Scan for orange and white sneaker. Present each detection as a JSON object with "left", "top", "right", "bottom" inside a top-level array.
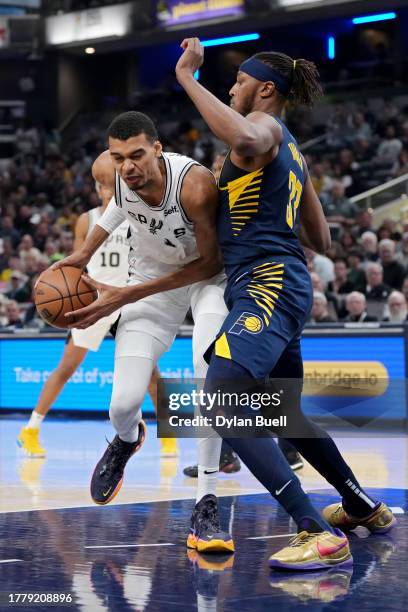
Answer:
[
  {"left": 187, "top": 494, "right": 235, "bottom": 553},
  {"left": 90, "top": 420, "right": 146, "bottom": 505},
  {"left": 17, "top": 427, "right": 46, "bottom": 458},
  {"left": 269, "top": 530, "right": 352, "bottom": 571},
  {"left": 322, "top": 502, "right": 396, "bottom": 534}
]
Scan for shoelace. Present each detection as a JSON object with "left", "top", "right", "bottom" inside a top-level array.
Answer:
[
  {"left": 100, "top": 437, "right": 132, "bottom": 479},
  {"left": 289, "top": 532, "right": 319, "bottom": 547},
  {"left": 196, "top": 500, "right": 222, "bottom": 533}
]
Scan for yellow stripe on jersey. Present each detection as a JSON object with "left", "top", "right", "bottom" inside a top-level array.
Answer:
[
  {"left": 219, "top": 167, "right": 264, "bottom": 237},
  {"left": 246, "top": 261, "right": 285, "bottom": 327},
  {"left": 215, "top": 332, "right": 231, "bottom": 360}
]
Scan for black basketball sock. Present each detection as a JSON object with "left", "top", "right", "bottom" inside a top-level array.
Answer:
[{"left": 286, "top": 431, "right": 378, "bottom": 518}]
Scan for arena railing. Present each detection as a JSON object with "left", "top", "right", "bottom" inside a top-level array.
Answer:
[{"left": 350, "top": 172, "right": 408, "bottom": 211}]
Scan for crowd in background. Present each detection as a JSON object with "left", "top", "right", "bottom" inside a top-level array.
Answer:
[{"left": 1, "top": 96, "right": 408, "bottom": 330}]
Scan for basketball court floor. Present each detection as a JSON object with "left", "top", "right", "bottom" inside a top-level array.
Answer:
[{"left": 0, "top": 417, "right": 407, "bottom": 610}]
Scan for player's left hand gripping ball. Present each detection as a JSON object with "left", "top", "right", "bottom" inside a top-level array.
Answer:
[
  {"left": 176, "top": 38, "right": 204, "bottom": 77},
  {"left": 65, "top": 274, "right": 124, "bottom": 329}
]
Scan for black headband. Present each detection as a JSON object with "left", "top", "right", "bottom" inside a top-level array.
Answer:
[{"left": 239, "top": 57, "right": 292, "bottom": 96}]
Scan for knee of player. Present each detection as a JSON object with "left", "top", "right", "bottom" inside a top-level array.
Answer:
[{"left": 110, "top": 390, "right": 144, "bottom": 417}]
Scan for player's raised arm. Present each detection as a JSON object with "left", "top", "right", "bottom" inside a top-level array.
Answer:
[{"left": 175, "top": 38, "right": 281, "bottom": 157}]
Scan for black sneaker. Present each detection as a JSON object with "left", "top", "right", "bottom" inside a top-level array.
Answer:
[
  {"left": 90, "top": 421, "right": 146, "bottom": 505},
  {"left": 183, "top": 446, "right": 241, "bottom": 478},
  {"left": 285, "top": 451, "right": 304, "bottom": 471},
  {"left": 187, "top": 494, "right": 235, "bottom": 553}
]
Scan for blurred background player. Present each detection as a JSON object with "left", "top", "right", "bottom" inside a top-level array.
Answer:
[{"left": 17, "top": 177, "right": 177, "bottom": 458}]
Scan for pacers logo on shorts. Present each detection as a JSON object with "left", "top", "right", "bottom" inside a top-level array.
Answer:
[{"left": 229, "top": 312, "right": 264, "bottom": 336}]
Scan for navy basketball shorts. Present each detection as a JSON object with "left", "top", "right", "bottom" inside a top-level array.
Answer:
[{"left": 207, "top": 256, "right": 313, "bottom": 379}]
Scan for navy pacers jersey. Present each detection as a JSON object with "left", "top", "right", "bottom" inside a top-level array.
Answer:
[
  {"left": 218, "top": 115, "right": 306, "bottom": 281},
  {"left": 210, "top": 115, "right": 313, "bottom": 378}
]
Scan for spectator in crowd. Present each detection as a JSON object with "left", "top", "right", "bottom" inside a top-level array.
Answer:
[
  {"left": 350, "top": 111, "right": 372, "bottom": 142},
  {"left": 365, "top": 263, "right": 391, "bottom": 301},
  {"left": 396, "top": 232, "right": 408, "bottom": 268},
  {"left": 18, "top": 234, "right": 42, "bottom": 263},
  {"left": 14, "top": 205, "right": 33, "bottom": 235},
  {"left": 310, "top": 162, "right": 332, "bottom": 197},
  {"left": 376, "top": 125, "right": 403, "bottom": 165},
  {"left": 361, "top": 231, "right": 378, "bottom": 263},
  {"left": 401, "top": 276, "right": 408, "bottom": 303},
  {"left": 309, "top": 291, "right": 336, "bottom": 323},
  {"left": 0, "top": 215, "right": 21, "bottom": 248},
  {"left": 305, "top": 248, "right": 334, "bottom": 289},
  {"left": 378, "top": 239, "right": 406, "bottom": 289},
  {"left": 378, "top": 217, "right": 402, "bottom": 242},
  {"left": 0, "top": 238, "right": 15, "bottom": 280},
  {"left": 354, "top": 209, "right": 373, "bottom": 237},
  {"left": 392, "top": 148, "right": 408, "bottom": 177},
  {"left": 339, "top": 229, "right": 357, "bottom": 251},
  {"left": 382, "top": 291, "right": 408, "bottom": 323},
  {"left": 321, "top": 181, "right": 359, "bottom": 221},
  {"left": 1, "top": 301, "right": 24, "bottom": 329},
  {"left": 346, "top": 249, "right": 366, "bottom": 293},
  {"left": 343, "top": 292, "right": 378, "bottom": 322},
  {"left": 327, "top": 258, "right": 355, "bottom": 295},
  {"left": 5, "top": 271, "right": 31, "bottom": 303}
]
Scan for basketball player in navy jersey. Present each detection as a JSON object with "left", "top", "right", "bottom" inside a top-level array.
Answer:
[{"left": 176, "top": 39, "right": 395, "bottom": 570}]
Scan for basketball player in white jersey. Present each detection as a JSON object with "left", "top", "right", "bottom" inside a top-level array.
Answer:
[
  {"left": 17, "top": 177, "right": 170, "bottom": 457},
  {"left": 53, "top": 111, "right": 234, "bottom": 552}
]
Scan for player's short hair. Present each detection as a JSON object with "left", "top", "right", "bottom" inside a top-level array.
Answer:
[
  {"left": 107, "top": 111, "right": 158, "bottom": 143},
  {"left": 251, "top": 51, "right": 322, "bottom": 107}
]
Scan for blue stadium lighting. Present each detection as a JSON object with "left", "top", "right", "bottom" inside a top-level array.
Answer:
[
  {"left": 194, "top": 69, "right": 200, "bottom": 80},
  {"left": 352, "top": 12, "right": 396, "bottom": 25},
  {"left": 201, "top": 33, "right": 260, "bottom": 48},
  {"left": 327, "top": 36, "right": 335, "bottom": 60}
]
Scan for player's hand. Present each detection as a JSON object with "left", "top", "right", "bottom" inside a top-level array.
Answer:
[
  {"left": 176, "top": 38, "right": 204, "bottom": 78},
  {"left": 50, "top": 250, "right": 89, "bottom": 272},
  {"left": 65, "top": 274, "right": 125, "bottom": 329}
]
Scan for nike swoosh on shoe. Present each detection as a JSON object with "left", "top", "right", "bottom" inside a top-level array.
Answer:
[{"left": 317, "top": 539, "right": 348, "bottom": 557}]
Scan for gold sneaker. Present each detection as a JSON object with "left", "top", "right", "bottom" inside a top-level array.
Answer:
[
  {"left": 160, "top": 438, "right": 179, "bottom": 457},
  {"left": 269, "top": 530, "right": 352, "bottom": 571},
  {"left": 17, "top": 427, "right": 46, "bottom": 458},
  {"left": 322, "top": 502, "right": 396, "bottom": 534}
]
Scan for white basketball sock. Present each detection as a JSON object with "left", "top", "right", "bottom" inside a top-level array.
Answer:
[
  {"left": 196, "top": 435, "right": 223, "bottom": 503},
  {"left": 26, "top": 411, "right": 45, "bottom": 430}
]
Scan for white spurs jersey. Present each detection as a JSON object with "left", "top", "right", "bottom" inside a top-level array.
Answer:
[
  {"left": 86, "top": 201, "right": 129, "bottom": 286},
  {"left": 114, "top": 152, "right": 201, "bottom": 279}
]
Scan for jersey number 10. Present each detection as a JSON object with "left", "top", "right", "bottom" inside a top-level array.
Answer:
[
  {"left": 101, "top": 252, "right": 120, "bottom": 267},
  {"left": 286, "top": 170, "right": 302, "bottom": 229}
]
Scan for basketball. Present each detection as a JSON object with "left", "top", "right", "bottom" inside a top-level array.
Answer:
[{"left": 34, "top": 266, "right": 98, "bottom": 329}]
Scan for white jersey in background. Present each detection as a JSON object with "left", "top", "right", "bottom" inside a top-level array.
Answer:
[
  {"left": 71, "top": 202, "right": 130, "bottom": 351},
  {"left": 87, "top": 199, "right": 129, "bottom": 286}
]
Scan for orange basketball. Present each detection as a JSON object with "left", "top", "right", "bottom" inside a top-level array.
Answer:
[{"left": 34, "top": 266, "right": 97, "bottom": 329}]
